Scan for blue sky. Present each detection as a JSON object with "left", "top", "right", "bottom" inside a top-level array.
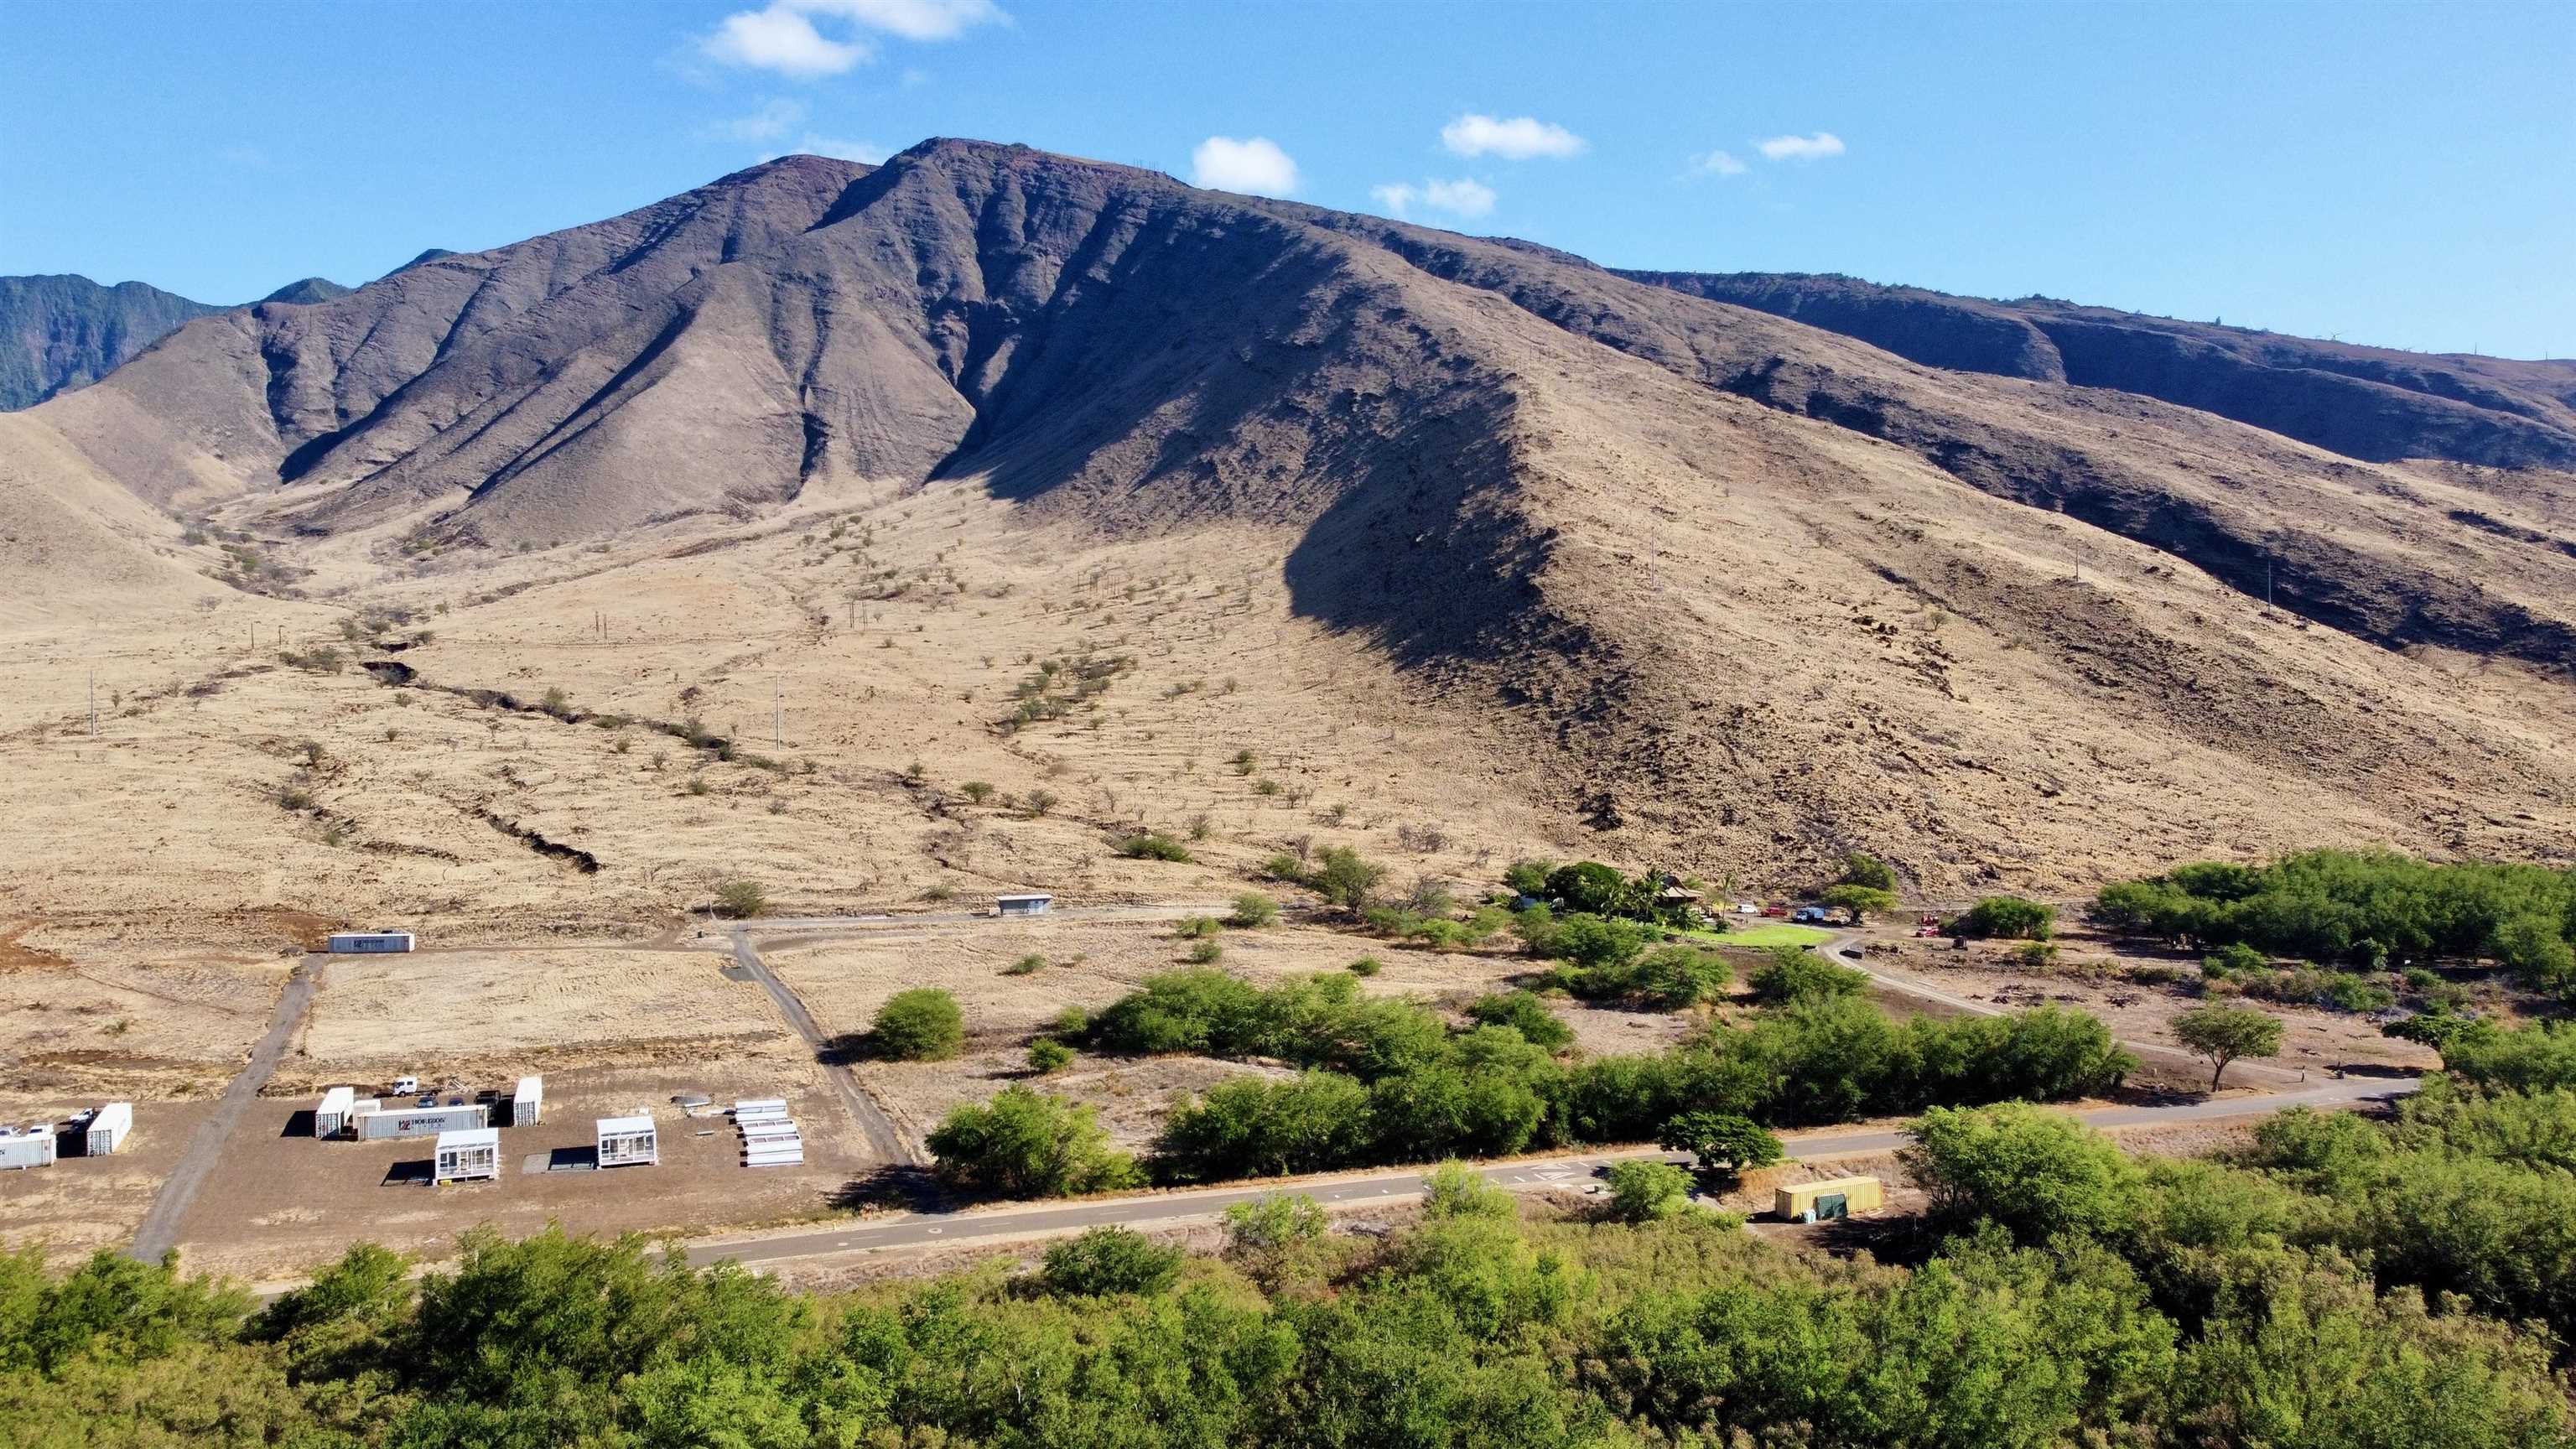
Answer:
[{"left": 5, "top": 1, "right": 2569, "bottom": 356}]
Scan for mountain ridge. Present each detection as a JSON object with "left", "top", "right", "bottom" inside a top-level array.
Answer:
[{"left": 4, "top": 138, "right": 2571, "bottom": 890}]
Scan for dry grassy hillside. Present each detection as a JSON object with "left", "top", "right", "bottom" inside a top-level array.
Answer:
[{"left": 1, "top": 138, "right": 2571, "bottom": 1022}]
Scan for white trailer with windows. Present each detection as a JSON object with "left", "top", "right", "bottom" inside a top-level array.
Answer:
[
  {"left": 433, "top": 1128, "right": 500, "bottom": 1184},
  {"left": 325, "top": 931, "right": 416, "bottom": 954},
  {"left": 995, "top": 893, "right": 1053, "bottom": 917},
  {"left": 0, "top": 1130, "right": 57, "bottom": 1171},
  {"left": 314, "top": 1087, "right": 357, "bottom": 1139},
  {"left": 356, "top": 1103, "right": 489, "bottom": 1140},
  {"left": 595, "top": 1115, "right": 657, "bottom": 1168},
  {"left": 84, "top": 1103, "right": 132, "bottom": 1156},
  {"left": 512, "top": 1076, "right": 544, "bottom": 1126}
]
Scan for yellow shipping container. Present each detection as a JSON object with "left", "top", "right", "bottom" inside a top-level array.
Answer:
[{"left": 1774, "top": 1175, "right": 1885, "bottom": 1222}]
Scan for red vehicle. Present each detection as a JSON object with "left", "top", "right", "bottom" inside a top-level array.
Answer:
[
  {"left": 1913, "top": 926, "right": 1943, "bottom": 938},
  {"left": 1760, "top": 905, "right": 1789, "bottom": 918}
]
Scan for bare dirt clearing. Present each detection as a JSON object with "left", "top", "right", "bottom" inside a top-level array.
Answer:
[
  {"left": 298, "top": 948, "right": 786, "bottom": 1067},
  {"left": 169, "top": 1062, "right": 866, "bottom": 1280},
  {"left": 0, "top": 1097, "right": 214, "bottom": 1257}
]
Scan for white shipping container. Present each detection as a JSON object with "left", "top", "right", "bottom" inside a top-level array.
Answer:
[
  {"left": 356, "top": 1103, "right": 490, "bottom": 1140},
  {"left": 326, "top": 932, "right": 416, "bottom": 953},
  {"left": 0, "top": 1133, "right": 57, "bottom": 1171},
  {"left": 512, "top": 1075, "right": 544, "bottom": 1127},
  {"left": 733, "top": 1098, "right": 787, "bottom": 1115},
  {"left": 743, "top": 1150, "right": 805, "bottom": 1166},
  {"left": 85, "top": 1103, "right": 132, "bottom": 1156},
  {"left": 315, "top": 1087, "right": 356, "bottom": 1139}
]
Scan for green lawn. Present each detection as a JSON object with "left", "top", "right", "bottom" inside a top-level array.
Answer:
[{"left": 1709, "top": 922, "right": 1832, "bottom": 948}]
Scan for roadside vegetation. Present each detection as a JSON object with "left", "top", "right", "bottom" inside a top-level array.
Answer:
[
  {"left": 13, "top": 1072, "right": 2574, "bottom": 1448},
  {"left": 2093, "top": 848, "right": 2576, "bottom": 987},
  {"left": 963, "top": 962, "right": 2127, "bottom": 1190}
]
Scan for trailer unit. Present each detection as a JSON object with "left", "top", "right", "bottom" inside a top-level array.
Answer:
[
  {"left": 314, "top": 1087, "right": 357, "bottom": 1139},
  {"left": 356, "top": 1103, "right": 490, "bottom": 1140},
  {"left": 325, "top": 931, "right": 416, "bottom": 953},
  {"left": 595, "top": 1116, "right": 658, "bottom": 1168},
  {"left": 83, "top": 1103, "right": 132, "bottom": 1156},
  {"left": 512, "top": 1076, "right": 544, "bottom": 1127},
  {"left": 0, "top": 1132, "right": 57, "bottom": 1171},
  {"left": 433, "top": 1128, "right": 501, "bottom": 1184},
  {"left": 1774, "top": 1175, "right": 1888, "bottom": 1222},
  {"left": 995, "top": 893, "right": 1053, "bottom": 917}
]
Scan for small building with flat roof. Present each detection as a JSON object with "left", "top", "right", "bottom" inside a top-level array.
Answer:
[
  {"left": 996, "top": 892, "right": 1053, "bottom": 917},
  {"left": 434, "top": 1128, "right": 501, "bottom": 1184},
  {"left": 596, "top": 1115, "right": 657, "bottom": 1168}
]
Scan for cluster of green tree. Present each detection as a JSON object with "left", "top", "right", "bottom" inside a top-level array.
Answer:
[
  {"left": 1902, "top": 1083, "right": 2576, "bottom": 1438},
  {"left": 2094, "top": 848, "right": 2576, "bottom": 984},
  {"left": 1262, "top": 845, "right": 1389, "bottom": 911},
  {"left": 14, "top": 1129, "right": 2567, "bottom": 1449},
  {"left": 1818, "top": 850, "right": 1903, "bottom": 922},
  {"left": 995, "top": 965, "right": 2130, "bottom": 1190},
  {"left": 2199, "top": 941, "right": 2397, "bottom": 1012},
  {"left": 1537, "top": 941, "right": 1732, "bottom": 1009},
  {"left": 1950, "top": 895, "right": 2057, "bottom": 939},
  {"left": 1502, "top": 859, "right": 1704, "bottom": 929}
]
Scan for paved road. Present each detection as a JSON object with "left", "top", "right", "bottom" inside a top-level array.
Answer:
[
  {"left": 685, "top": 1074, "right": 2416, "bottom": 1272},
  {"left": 129, "top": 957, "right": 319, "bottom": 1262},
  {"left": 728, "top": 930, "right": 921, "bottom": 1166}
]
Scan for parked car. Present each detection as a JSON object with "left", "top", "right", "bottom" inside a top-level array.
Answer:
[
  {"left": 392, "top": 1076, "right": 419, "bottom": 1096},
  {"left": 1791, "top": 906, "right": 1829, "bottom": 923},
  {"left": 1761, "top": 905, "right": 1789, "bottom": 918}
]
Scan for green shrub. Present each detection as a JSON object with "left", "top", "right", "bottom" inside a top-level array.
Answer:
[
  {"left": 872, "top": 988, "right": 965, "bottom": 1061},
  {"left": 927, "top": 1085, "right": 1139, "bottom": 1197},
  {"left": 1038, "top": 1228, "right": 1184, "bottom": 1297},
  {"left": 1311, "top": 846, "right": 1386, "bottom": 910},
  {"left": 1606, "top": 1159, "right": 1694, "bottom": 1222},
  {"left": 1005, "top": 953, "right": 1046, "bottom": 976},
  {"left": 1464, "top": 990, "right": 1575, "bottom": 1051},
  {"left": 1229, "top": 891, "right": 1280, "bottom": 928},
  {"left": 1749, "top": 949, "right": 1867, "bottom": 1005},
  {"left": 1959, "top": 896, "right": 2056, "bottom": 940},
  {"left": 1115, "top": 832, "right": 1193, "bottom": 861},
  {"left": 1028, "top": 1038, "right": 1073, "bottom": 1073},
  {"left": 1347, "top": 957, "right": 1383, "bottom": 977},
  {"left": 1187, "top": 939, "right": 1224, "bottom": 964},
  {"left": 713, "top": 878, "right": 766, "bottom": 919}
]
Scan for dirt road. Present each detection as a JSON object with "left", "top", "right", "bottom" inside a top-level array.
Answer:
[
  {"left": 729, "top": 929, "right": 921, "bottom": 1165},
  {"left": 128, "top": 957, "right": 318, "bottom": 1262}
]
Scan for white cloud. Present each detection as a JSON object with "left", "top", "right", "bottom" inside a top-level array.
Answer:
[
  {"left": 1754, "top": 132, "right": 1846, "bottom": 162},
  {"left": 703, "top": 4, "right": 870, "bottom": 77},
  {"left": 798, "top": 0, "right": 1006, "bottom": 40},
  {"left": 1372, "top": 177, "right": 1496, "bottom": 220},
  {"left": 1690, "top": 148, "right": 1748, "bottom": 177},
  {"left": 1440, "top": 113, "right": 1584, "bottom": 161},
  {"left": 708, "top": 98, "right": 809, "bottom": 143},
  {"left": 1190, "top": 136, "right": 1299, "bottom": 196},
  {"left": 699, "top": 0, "right": 1004, "bottom": 79},
  {"left": 794, "top": 135, "right": 890, "bottom": 164}
]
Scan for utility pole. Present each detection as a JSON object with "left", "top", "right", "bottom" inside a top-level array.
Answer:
[
  {"left": 87, "top": 668, "right": 98, "bottom": 739},
  {"left": 2266, "top": 556, "right": 2275, "bottom": 610},
  {"left": 772, "top": 678, "right": 783, "bottom": 747}
]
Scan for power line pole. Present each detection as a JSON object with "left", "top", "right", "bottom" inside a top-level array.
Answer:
[
  {"left": 772, "top": 678, "right": 783, "bottom": 747},
  {"left": 87, "top": 668, "right": 98, "bottom": 739}
]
